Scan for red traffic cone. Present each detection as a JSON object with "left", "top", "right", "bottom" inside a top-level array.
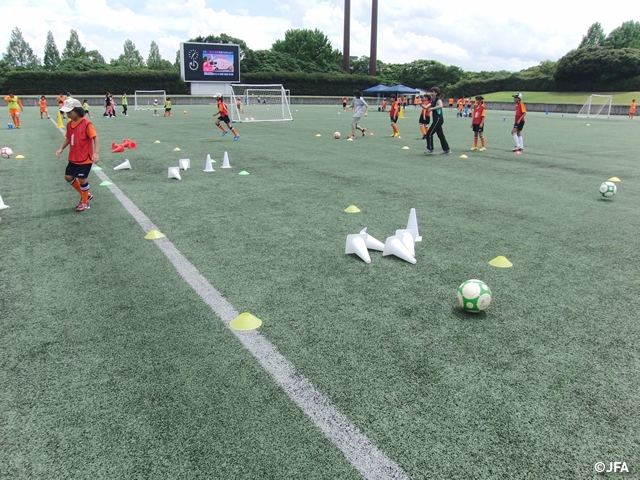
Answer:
[
  {"left": 128, "top": 141, "right": 137, "bottom": 149},
  {"left": 111, "top": 144, "right": 125, "bottom": 153},
  {"left": 122, "top": 139, "right": 131, "bottom": 148}
]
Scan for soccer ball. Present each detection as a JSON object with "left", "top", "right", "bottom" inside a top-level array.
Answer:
[
  {"left": 183, "top": 110, "right": 187, "bottom": 114},
  {"left": 457, "top": 279, "right": 492, "bottom": 313},
  {"left": 599, "top": 181, "right": 617, "bottom": 197},
  {"left": 334, "top": 132, "right": 341, "bottom": 139},
  {"left": 0, "top": 147, "right": 13, "bottom": 159}
]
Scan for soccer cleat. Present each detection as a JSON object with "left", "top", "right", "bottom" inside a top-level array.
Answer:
[
  {"left": 87, "top": 193, "right": 93, "bottom": 202},
  {"left": 361, "top": 128, "right": 366, "bottom": 137},
  {"left": 422, "top": 134, "right": 427, "bottom": 139},
  {"left": 479, "top": 147, "right": 486, "bottom": 151},
  {"left": 221, "top": 130, "right": 228, "bottom": 137},
  {"left": 233, "top": 135, "right": 240, "bottom": 141},
  {"left": 425, "top": 149, "right": 434, "bottom": 154},
  {"left": 348, "top": 134, "right": 355, "bottom": 140},
  {"left": 441, "top": 150, "right": 451, "bottom": 155},
  {"left": 512, "top": 147, "right": 520, "bottom": 152},
  {"left": 470, "top": 146, "right": 478, "bottom": 151},
  {"left": 75, "top": 201, "right": 89, "bottom": 212}
]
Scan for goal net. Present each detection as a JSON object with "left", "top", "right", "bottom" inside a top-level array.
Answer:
[
  {"left": 229, "top": 84, "right": 293, "bottom": 122},
  {"left": 134, "top": 90, "right": 166, "bottom": 110},
  {"left": 577, "top": 94, "right": 612, "bottom": 118}
]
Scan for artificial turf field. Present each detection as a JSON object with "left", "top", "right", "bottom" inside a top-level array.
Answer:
[{"left": 1, "top": 103, "right": 639, "bottom": 479}]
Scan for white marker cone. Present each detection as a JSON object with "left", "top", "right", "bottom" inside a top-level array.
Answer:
[
  {"left": 179, "top": 158, "right": 190, "bottom": 170},
  {"left": 114, "top": 159, "right": 131, "bottom": 170},
  {"left": 406, "top": 207, "right": 422, "bottom": 241},
  {"left": 0, "top": 195, "right": 9, "bottom": 210},
  {"left": 168, "top": 166, "right": 181, "bottom": 180},
  {"left": 359, "top": 228, "right": 385, "bottom": 251},
  {"left": 345, "top": 233, "right": 371, "bottom": 263},
  {"left": 204, "top": 154, "right": 215, "bottom": 172},
  {"left": 221, "top": 151, "right": 231, "bottom": 168},
  {"left": 383, "top": 235, "right": 417, "bottom": 264},
  {"left": 395, "top": 230, "right": 415, "bottom": 257}
]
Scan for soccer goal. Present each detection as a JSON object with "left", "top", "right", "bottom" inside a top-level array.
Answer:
[
  {"left": 134, "top": 90, "right": 166, "bottom": 110},
  {"left": 577, "top": 94, "right": 613, "bottom": 118},
  {"left": 229, "top": 84, "right": 293, "bottom": 122}
]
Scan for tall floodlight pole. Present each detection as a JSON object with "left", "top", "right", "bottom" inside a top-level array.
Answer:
[
  {"left": 370, "top": 0, "right": 378, "bottom": 76},
  {"left": 343, "top": 0, "right": 351, "bottom": 73}
]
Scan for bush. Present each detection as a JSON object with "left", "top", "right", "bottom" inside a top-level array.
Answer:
[
  {"left": 1, "top": 70, "right": 189, "bottom": 95},
  {"left": 447, "top": 74, "right": 554, "bottom": 98},
  {"left": 554, "top": 46, "right": 640, "bottom": 90},
  {"left": 241, "top": 72, "right": 381, "bottom": 95}
]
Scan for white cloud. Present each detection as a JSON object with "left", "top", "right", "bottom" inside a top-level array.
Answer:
[{"left": 0, "top": 0, "right": 635, "bottom": 71}]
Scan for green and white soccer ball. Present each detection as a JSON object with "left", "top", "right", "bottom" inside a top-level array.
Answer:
[
  {"left": 599, "top": 181, "right": 617, "bottom": 197},
  {"left": 457, "top": 279, "right": 492, "bottom": 313}
]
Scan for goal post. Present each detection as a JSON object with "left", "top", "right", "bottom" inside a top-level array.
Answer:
[
  {"left": 134, "top": 90, "right": 166, "bottom": 110},
  {"left": 229, "top": 84, "right": 293, "bottom": 122},
  {"left": 577, "top": 94, "right": 613, "bottom": 118}
]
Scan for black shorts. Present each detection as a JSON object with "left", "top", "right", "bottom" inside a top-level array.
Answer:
[
  {"left": 342, "top": 102, "right": 347, "bottom": 107},
  {"left": 390, "top": 116, "right": 398, "bottom": 124},
  {"left": 472, "top": 124, "right": 484, "bottom": 132},
  {"left": 65, "top": 162, "right": 92, "bottom": 179},
  {"left": 165, "top": 108, "right": 171, "bottom": 112},
  {"left": 419, "top": 116, "right": 430, "bottom": 126},
  {"left": 218, "top": 115, "right": 231, "bottom": 124},
  {"left": 514, "top": 121, "right": 525, "bottom": 131}
]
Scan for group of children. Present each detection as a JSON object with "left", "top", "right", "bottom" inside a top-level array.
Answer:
[
  {"left": 343, "top": 90, "right": 529, "bottom": 155},
  {"left": 0, "top": 91, "right": 238, "bottom": 214}
]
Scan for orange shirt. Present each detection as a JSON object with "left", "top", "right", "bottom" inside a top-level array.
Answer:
[
  {"left": 39, "top": 99, "right": 48, "bottom": 110},
  {"left": 342, "top": 97, "right": 348, "bottom": 103},
  {"left": 381, "top": 100, "right": 387, "bottom": 108},
  {"left": 448, "top": 98, "right": 454, "bottom": 105},
  {"left": 390, "top": 100, "right": 399, "bottom": 117},
  {"left": 66, "top": 118, "right": 97, "bottom": 165},
  {"left": 57, "top": 95, "right": 66, "bottom": 106},
  {"left": 515, "top": 102, "right": 527, "bottom": 122},
  {"left": 457, "top": 99, "right": 464, "bottom": 109},
  {"left": 630, "top": 102, "right": 636, "bottom": 113},
  {"left": 217, "top": 100, "right": 229, "bottom": 117}
]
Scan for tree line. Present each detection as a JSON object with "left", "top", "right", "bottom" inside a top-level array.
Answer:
[{"left": 3, "top": 20, "right": 640, "bottom": 96}]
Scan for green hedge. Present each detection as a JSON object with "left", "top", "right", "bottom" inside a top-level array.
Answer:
[
  {"left": 1, "top": 70, "right": 189, "bottom": 95},
  {"left": 242, "top": 72, "right": 380, "bottom": 95},
  {"left": 447, "top": 74, "right": 554, "bottom": 97},
  {"left": 0, "top": 70, "right": 380, "bottom": 96}
]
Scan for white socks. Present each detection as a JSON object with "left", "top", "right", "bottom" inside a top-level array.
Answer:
[{"left": 513, "top": 133, "right": 524, "bottom": 149}]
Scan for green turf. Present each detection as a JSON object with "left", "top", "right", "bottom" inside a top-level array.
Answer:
[
  {"left": 482, "top": 91, "right": 640, "bottom": 105},
  {"left": 1, "top": 105, "right": 640, "bottom": 478}
]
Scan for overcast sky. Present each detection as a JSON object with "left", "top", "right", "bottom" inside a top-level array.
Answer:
[{"left": 0, "top": 0, "right": 635, "bottom": 72}]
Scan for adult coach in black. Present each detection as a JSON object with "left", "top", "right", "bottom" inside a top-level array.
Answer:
[{"left": 425, "top": 86, "right": 451, "bottom": 155}]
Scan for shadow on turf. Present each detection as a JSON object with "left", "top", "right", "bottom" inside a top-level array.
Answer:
[{"left": 450, "top": 306, "right": 489, "bottom": 320}]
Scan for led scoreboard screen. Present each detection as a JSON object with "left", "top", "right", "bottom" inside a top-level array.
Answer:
[{"left": 180, "top": 42, "right": 240, "bottom": 83}]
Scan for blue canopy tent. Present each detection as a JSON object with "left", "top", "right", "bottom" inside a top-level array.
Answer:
[
  {"left": 380, "top": 84, "right": 420, "bottom": 96},
  {"left": 362, "top": 84, "right": 388, "bottom": 107},
  {"left": 362, "top": 84, "right": 388, "bottom": 94}
]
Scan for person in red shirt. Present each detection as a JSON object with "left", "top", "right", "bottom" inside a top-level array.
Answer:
[
  {"left": 389, "top": 95, "right": 400, "bottom": 137},
  {"left": 55, "top": 98, "right": 100, "bottom": 212},
  {"left": 470, "top": 96, "right": 486, "bottom": 151},
  {"left": 381, "top": 99, "right": 387, "bottom": 112},
  {"left": 511, "top": 93, "right": 526, "bottom": 152},
  {"left": 214, "top": 93, "right": 239, "bottom": 140}
]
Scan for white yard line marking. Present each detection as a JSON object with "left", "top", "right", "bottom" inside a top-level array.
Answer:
[{"left": 49, "top": 117, "right": 408, "bottom": 479}]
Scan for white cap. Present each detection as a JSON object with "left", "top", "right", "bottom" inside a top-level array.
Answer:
[
  {"left": 60, "top": 97, "right": 83, "bottom": 112},
  {"left": 214, "top": 93, "right": 222, "bottom": 98},
  {"left": 513, "top": 93, "right": 522, "bottom": 99}
]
